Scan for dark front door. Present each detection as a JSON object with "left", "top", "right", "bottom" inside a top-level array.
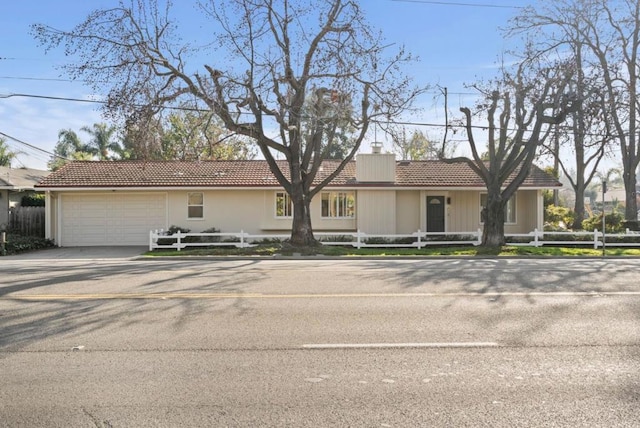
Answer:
[{"left": 426, "top": 196, "right": 445, "bottom": 232}]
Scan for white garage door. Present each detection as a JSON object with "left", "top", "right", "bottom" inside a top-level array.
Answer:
[{"left": 60, "top": 193, "right": 167, "bottom": 246}]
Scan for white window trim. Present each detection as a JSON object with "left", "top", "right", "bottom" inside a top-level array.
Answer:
[
  {"left": 321, "top": 191, "right": 356, "bottom": 219},
  {"left": 275, "top": 191, "right": 293, "bottom": 218},
  {"left": 187, "top": 192, "right": 204, "bottom": 220},
  {"left": 480, "top": 193, "right": 517, "bottom": 224}
]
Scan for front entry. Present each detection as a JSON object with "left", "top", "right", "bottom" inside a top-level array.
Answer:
[{"left": 426, "top": 196, "right": 445, "bottom": 232}]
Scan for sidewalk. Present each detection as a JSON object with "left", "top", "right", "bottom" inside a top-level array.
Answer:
[{"left": 2, "top": 246, "right": 147, "bottom": 260}]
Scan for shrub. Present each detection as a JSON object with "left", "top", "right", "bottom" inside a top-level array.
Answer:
[
  {"left": 1, "top": 234, "right": 55, "bottom": 256},
  {"left": 21, "top": 194, "right": 46, "bottom": 207},
  {"left": 425, "top": 234, "right": 476, "bottom": 242},
  {"left": 622, "top": 220, "right": 640, "bottom": 231},
  {"left": 317, "top": 235, "right": 353, "bottom": 243},
  {"left": 253, "top": 237, "right": 283, "bottom": 245},
  {"left": 363, "top": 237, "right": 391, "bottom": 245},
  {"left": 199, "top": 227, "right": 221, "bottom": 243},
  {"left": 156, "top": 225, "right": 195, "bottom": 246},
  {"left": 544, "top": 205, "right": 574, "bottom": 231},
  {"left": 582, "top": 212, "right": 625, "bottom": 233},
  {"left": 156, "top": 225, "right": 224, "bottom": 246}
]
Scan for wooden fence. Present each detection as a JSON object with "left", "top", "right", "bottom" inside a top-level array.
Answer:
[
  {"left": 8, "top": 206, "right": 45, "bottom": 237},
  {"left": 149, "top": 228, "right": 640, "bottom": 251}
]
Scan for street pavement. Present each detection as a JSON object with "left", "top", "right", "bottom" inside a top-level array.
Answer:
[{"left": 1, "top": 257, "right": 639, "bottom": 427}]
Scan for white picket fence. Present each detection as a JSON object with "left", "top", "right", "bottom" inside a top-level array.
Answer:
[{"left": 149, "top": 228, "right": 640, "bottom": 251}]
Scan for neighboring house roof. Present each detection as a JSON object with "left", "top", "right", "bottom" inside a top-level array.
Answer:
[
  {"left": 0, "top": 166, "right": 50, "bottom": 190},
  {"left": 35, "top": 160, "right": 561, "bottom": 189}
]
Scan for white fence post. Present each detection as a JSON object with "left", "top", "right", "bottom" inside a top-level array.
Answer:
[{"left": 145, "top": 227, "right": 640, "bottom": 251}]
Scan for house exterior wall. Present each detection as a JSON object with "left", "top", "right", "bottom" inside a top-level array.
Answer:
[
  {"left": 45, "top": 192, "right": 58, "bottom": 241},
  {"left": 43, "top": 187, "right": 545, "bottom": 245},
  {"left": 446, "top": 189, "right": 541, "bottom": 234},
  {"left": 447, "top": 190, "right": 479, "bottom": 233},
  {"left": 170, "top": 189, "right": 358, "bottom": 234},
  {"left": 168, "top": 190, "right": 266, "bottom": 234},
  {"left": 506, "top": 189, "right": 540, "bottom": 233},
  {"left": 356, "top": 190, "right": 396, "bottom": 234},
  {"left": 0, "top": 190, "right": 8, "bottom": 228},
  {"left": 396, "top": 190, "right": 421, "bottom": 233}
]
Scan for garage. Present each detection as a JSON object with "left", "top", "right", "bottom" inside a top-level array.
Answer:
[{"left": 60, "top": 193, "right": 167, "bottom": 246}]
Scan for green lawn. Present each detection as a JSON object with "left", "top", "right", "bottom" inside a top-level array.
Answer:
[{"left": 145, "top": 245, "right": 640, "bottom": 257}]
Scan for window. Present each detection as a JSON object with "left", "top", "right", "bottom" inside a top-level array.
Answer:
[
  {"left": 275, "top": 192, "right": 292, "bottom": 218},
  {"left": 480, "top": 193, "right": 516, "bottom": 223},
  {"left": 321, "top": 191, "right": 355, "bottom": 218},
  {"left": 188, "top": 192, "right": 204, "bottom": 219}
]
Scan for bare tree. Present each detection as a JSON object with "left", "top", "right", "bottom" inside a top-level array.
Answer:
[
  {"left": 449, "top": 64, "right": 576, "bottom": 247},
  {"left": 32, "top": 0, "right": 424, "bottom": 246},
  {"left": 391, "top": 128, "right": 454, "bottom": 160},
  {"left": 537, "top": 53, "right": 612, "bottom": 229},
  {"left": 509, "top": 0, "right": 640, "bottom": 226}
]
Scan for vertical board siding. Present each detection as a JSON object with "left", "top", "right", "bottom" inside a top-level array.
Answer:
[
  {"left": 396, "top": 191, "right": 420, "bottom": 233},
  {"left": 355, "top": 154, "right": 396, "bottom": 182},
  {"left": 357, "top": 190, "right": 396, "bottom": 234}
]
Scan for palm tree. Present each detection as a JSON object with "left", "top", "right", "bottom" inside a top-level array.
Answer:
[
  {"left": 48, "top": 129, "right": 86, "bottom": 170},
  {"left": 0, "top": 137, "right": 17, "bottom": 166},
  {"left": 80, "top": 123, "right": 122, "bottom": 160},
  {"left": 56, "top": 129, "right": 83, "bottom": 157}
]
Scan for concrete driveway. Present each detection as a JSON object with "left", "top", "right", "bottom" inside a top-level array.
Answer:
[{"left": 2, "top": 246, "right": 147, "bottom": 261}]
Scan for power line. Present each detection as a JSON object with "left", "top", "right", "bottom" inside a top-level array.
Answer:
[
  {"left": 1, "top": 92, "right": 613, "bottom": 137},
  {"left": 0, "top": 92, "right": 463, "bottom": 129},
  {"left": 0, "top": 93, "right": 106, "bottom": 104},
  {"left": 0, "top": 131, "right": 59, "bottom": 158},
  {"left": 0, "top": 75, "right": 74, "bottom": 82},
  {"left": 390, "top": 0, "right": 524, "bottom": 9}
]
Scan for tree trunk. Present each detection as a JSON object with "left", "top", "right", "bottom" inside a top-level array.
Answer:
[
  {"left": 289, "top": 188, "right": 317, "bottom": 247},
  {"left": 482, "top": 195, "right": 506, "bottom": 247},
  {"left": 624, "top": 168, "right": 638, "bottom": 222},
  {"left": 572, "top": 171, "right": 586, "bottom": 230},
  {"left": 572, "top": 193, "right": 586, "bottom": 230}
]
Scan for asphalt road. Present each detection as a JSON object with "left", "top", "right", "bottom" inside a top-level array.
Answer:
[{"left": 1, "top": 257, "right": 639, "bottom": 427}]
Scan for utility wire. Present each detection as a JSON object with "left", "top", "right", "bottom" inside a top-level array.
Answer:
[
  {"left": 0, "top": 75, "right": 74, "bottom": 82},
  {"left": 0, "top": 92, "right": 616, "bottom": 138},
  {"left": 0, "top": 93, "right": 106, "bottom": 104},
  {"left": 0, "top": 131, "right": 61, "bottom": 159},
  {"left": 390, "top": 0, "right": 524, "bottom": 9}
]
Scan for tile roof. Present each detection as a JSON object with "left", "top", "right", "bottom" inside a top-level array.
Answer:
[{"left": 35, "top": 160, "right": 561, "bottom": 189}]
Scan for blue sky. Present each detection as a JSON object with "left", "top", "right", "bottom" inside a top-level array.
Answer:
[{"left": 0, "top": 0, "right": 529, "bottom": 170}]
